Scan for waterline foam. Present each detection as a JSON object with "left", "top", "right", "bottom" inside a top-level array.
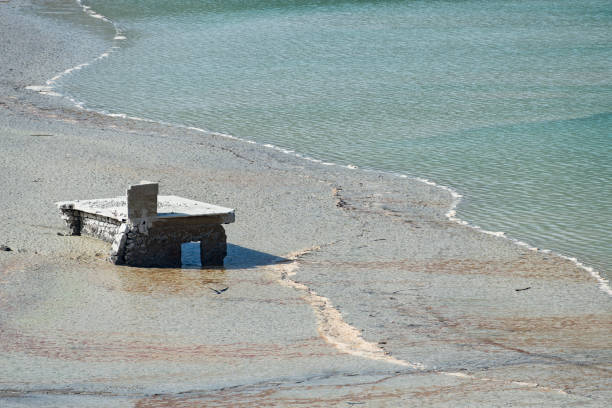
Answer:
[
  {"left": 27, "top": 0, "right": 612, "bottom": 298},
  {"left": 26, "top": 0, "right": 126, "bottom": 108}
]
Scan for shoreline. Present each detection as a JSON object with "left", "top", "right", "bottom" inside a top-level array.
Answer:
[
  {"left": 25, "top": 0, "right": 611, "bottom": 295},
  {"left": 1, "top": 1, "right": 611, "bottom": 406}
]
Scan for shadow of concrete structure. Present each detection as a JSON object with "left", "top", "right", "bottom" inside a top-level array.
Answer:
[{"left": 181, "top": 243, "right": 287, "bottom": 270}]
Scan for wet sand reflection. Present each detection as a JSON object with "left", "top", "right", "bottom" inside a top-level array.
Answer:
[{"left": 114, "top": 267, "right": 226, "bottom": 296}]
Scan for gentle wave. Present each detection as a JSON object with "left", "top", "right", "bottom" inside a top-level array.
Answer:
[
  {"left": 26, "top": 0, "right": 612, "bottom": 298},
  {"left": 27, "top": 0, "right": 126, "bottom": 102}
]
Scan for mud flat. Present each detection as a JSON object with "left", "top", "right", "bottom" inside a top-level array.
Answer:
[{"left": 1, "top": 1, "right": 610, "bottom": 406}]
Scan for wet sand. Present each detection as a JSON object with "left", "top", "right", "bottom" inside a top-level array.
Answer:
[{"left": 1, "top": 1, "right": 611, "bottom": 406}]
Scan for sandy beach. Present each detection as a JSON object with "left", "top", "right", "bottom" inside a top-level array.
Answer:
[{"left": 1, "top": 1, "right": 611, "bottom": 406}]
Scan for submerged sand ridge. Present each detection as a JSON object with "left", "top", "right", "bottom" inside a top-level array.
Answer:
[{"left": 0, "top": 0, "right": 611, "bottom": 406}]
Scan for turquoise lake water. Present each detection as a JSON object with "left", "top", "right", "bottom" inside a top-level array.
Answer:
[{"left": 54, "top": 0, "right": 611, "bottom": 277}]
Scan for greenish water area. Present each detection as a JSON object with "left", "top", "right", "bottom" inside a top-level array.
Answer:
[{"left": 54, "top": 0, "right": 611, "bottom": 278}]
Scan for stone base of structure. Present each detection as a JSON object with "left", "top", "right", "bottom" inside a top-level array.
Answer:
[
  {"left": 59, "top": 208, "right": 228, "bottom": 267},
  {"left": 119, "top": 223, "right": 227, "bottom": 268},
  {"left": 57, "top": 183, "right": 234, "bottom": 268}
]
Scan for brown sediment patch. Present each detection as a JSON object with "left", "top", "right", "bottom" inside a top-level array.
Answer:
[
  {"left": 89, "top": 266, "right": 227, "bottom": 296},
  {"left": 135, "top": 373, "right": 408, "bottom": 408},
  {"left": 396, "top": 306, "right": 612, "bottom": 373},
  {"left": 390, "top": 300, "right": 611, "bottom": 371},
  {"left": 482, "top": 339, "right": 612, "bottom": 376},
  {"left": 133, "top": 372, "right": 569, "bottom": 406},
  {"left": 302, "top": 256, "right": 594, "bottom": 282},
  {"left": 411, "top": 376, "right": 517, "bottom": 400},
  {"left": 0, "top": 328, "right": 331, "bottom": 362},
  {"left": 478, "top": 338, "right": 612, "bottom": 372},
  {"left": 440, "top": 371, "right": 569, "bottom": 397},
  {"left": 135, "top": 387, "right": 403, "bottom": 408},
  {"left": 421, "top": 371, "right": 568, "bottom": 400},
  {"left": 133, "top": 367, "right": 570, "bottom": 407},
  {"left": 452, "top": 313, "right": 612, "bottom": 359},
  {"left": 472, "top": 362, "right": 612, "bottom": 398},
  {"left": 84, "top": 264, "right": 296, "bottom": 301}
]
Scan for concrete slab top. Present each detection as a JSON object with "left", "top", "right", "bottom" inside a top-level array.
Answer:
[{"left": 57, "top": 195, "right": 235, "bottom": 223}]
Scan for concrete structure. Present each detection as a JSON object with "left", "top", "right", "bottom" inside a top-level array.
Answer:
[{"left": 57, "top": 182, "right": 235, "bottom": 267}]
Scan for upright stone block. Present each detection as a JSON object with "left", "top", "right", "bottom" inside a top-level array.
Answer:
[
  {"left": 200, "top": 225, "right": 227, "bottom": 266},
  {"left": 127, "top": 182, "right": 158, "bottom": 221}
]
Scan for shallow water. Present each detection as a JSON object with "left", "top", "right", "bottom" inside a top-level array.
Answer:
[{"left": 52, "top": 0, "right": 611, "bottom": 277}]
